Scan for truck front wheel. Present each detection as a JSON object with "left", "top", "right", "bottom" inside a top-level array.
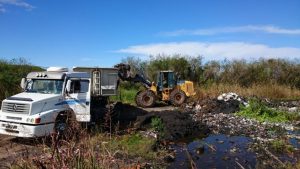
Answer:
[{"left": 54, "top": 113, "right": 74, "bottom": 138}]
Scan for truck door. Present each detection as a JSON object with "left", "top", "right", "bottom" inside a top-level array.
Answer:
[{"left": 66, "top": 79, "right": 90, "bottom": 121}]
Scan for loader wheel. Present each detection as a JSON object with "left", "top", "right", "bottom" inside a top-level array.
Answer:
[
  {"left": 136, "top": 90, "right": 156, "bottom": 108},
  {"left": 170, "top": 89, "right": 186, "bottom": 106}
]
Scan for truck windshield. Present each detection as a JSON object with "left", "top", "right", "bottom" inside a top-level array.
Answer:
[{"left": 25, "top": 79, "right": 64, "bottom": 94}]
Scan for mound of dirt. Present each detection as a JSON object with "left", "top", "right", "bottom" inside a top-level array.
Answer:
[
  {"left": 107, "top": 103, "right": 208, "bottom": 141},
  {"left": 134, "top": 110, "right": 209, "bottom": 141}
]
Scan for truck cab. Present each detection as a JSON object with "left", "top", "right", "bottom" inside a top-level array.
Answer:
[{"left": 0, "top": 67, "right": 118, "bottom": 137}]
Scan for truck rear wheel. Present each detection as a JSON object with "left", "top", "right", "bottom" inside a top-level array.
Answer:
[
  {"left": 170, "top": 89, "right": 186, "bottom": 106},
  {"left": 136, "top": 90, "right": 156, "bottom": 108}
]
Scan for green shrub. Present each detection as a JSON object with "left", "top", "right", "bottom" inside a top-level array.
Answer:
[
  {"left": 110, "top": 87, "right": 138, "bottom": 104},
  {"left": 237, "top": 99, "right": 300, "bottom": 123},
  {"left": 118, "top": 133, "right": 158, "bottom": 159},
  {"left": 151, "top": 117, "right": 164, "bottom": 132},
  {"left": 151, "top": 117, "right": 165, "bottom": 138}
]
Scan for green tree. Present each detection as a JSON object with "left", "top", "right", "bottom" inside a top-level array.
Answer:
[{"left": 0, "top": 58, "right": 43, "bottom": 101}]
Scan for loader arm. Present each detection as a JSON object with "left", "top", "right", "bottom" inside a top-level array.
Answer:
[{"left": 114, "top": 63, "right": 152, "bottom": 88}]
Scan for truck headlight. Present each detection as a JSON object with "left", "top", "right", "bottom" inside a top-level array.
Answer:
[{"left": 26, "top": 117, "right": 41, "bottom": 124}]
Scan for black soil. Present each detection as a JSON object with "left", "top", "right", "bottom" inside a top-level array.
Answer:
[{"left": 115, "top": 103, "right": 209, "bottom": 141}]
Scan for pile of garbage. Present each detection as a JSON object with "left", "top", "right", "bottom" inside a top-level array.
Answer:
[
  {"left": 217, "top": 92, "right": 248, "bottom": 106},
  {"left": 187, "top": 92, "right": 248, "bottom": 115}
]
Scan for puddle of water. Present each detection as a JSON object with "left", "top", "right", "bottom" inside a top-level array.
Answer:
[
  {"left": 168, "top": 134, "right": 256, "bottom": 169},
  {"left": 287, "top": 129, "right": 300, "bottom": 149},
  {"left": 289, "top": 138, "right": 300, "bottom": 149}
]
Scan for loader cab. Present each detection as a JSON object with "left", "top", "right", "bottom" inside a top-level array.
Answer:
[{"left": 157, "top": 71, "right": 176, "bottom": 91}]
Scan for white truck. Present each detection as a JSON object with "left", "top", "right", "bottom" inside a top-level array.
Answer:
[{"left": 0, "top": 67, "right": 119, "bottom": 137}]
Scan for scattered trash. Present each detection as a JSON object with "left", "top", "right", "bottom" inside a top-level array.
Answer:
[
  {"left": 139, "top": 130, "right": 158, "bottom": 139},
  {"left": 288, "top": 107, "right": 298, "bottom": 112},
  {"left": 229, "top": 147, "right": 238, "bottom": 153}
]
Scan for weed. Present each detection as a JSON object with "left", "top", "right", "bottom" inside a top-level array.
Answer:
[
  {"left": 118, "top": 133, "right": 160, "bottom": 159},
  {"left": 266, "top": 126, "right": 286, "bottom": 136},
  {"left": 236, "top": 99, "right": 300, "bottom": 123},
  {"left": 151, "top": 117, "right": 165, "bottom": 134},
  {"left": 269, "top": 139, "right": 294, "bottom": 154},
  {"left": 285, "top": 160, "right": 300, "bottom": 169}
]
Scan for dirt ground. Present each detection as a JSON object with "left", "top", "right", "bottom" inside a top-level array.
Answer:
[{"left": 0, "top": 135, "right": 45, "bottom": 168}]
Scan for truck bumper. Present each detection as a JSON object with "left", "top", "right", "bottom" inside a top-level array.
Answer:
[{"left": 0, "top": 120, "right": 55, "bottom": 138}]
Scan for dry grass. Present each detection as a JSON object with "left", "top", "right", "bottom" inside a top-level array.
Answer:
[
  {"left": 194, "top": 83, "right": 300, "bottom": 100},
  {"left": 10, "top": 130, "right": 167, "bottom": 169}
]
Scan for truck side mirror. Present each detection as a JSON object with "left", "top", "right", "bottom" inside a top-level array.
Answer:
[
  {"left": 66, "top": 80, "right": 72, "bottom": 93},
  {"left": 20, "top": 78, "right": 26, "bottom": 90}
]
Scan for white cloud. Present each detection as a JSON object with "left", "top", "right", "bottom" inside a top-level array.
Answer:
[
  {"left": 117, "top": 42, "right": 300, "bottom": 61},
  {"left": 0, "top": 4, "right": 5, "bottom": 13},
  {"left": 80, "top": 57, "right": 94, "bottom": 62},
  {"left": 162, "top": 25, "right": 300, "bottom": 36},
  {"left": 0, "top": 0, "right": 34, "bottom": 12}
]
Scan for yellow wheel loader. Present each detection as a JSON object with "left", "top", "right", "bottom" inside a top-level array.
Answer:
[{"left": 115, "top": 64, "right": 196, "bottom": 108}]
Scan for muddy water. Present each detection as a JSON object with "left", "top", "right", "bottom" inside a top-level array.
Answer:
[
  {"left": 288, "top": 129, "right": 300, "bottom": 149},
  {"left": 169, "top": 134, "right": 256, "bottom": 169},
  {"left": 168, "top": 129, "right": 300, "bottom": 169}
]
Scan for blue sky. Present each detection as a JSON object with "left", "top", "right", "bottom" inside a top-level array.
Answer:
[{"left": 0, "top": 0, "right": 300, "bottom": 68}]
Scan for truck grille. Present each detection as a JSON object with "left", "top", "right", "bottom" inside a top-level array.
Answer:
[{"left": 1, "top": 102, "right": 30, "bottom": 114}]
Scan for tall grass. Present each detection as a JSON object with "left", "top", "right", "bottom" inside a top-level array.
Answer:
[
  {"left": 110, "top": 88, "right": 138, "bottom": 104},
  {"left": 195, "top": 83, "right": 300, "bottom": 100},
  {"left": 10, "top": 132, "right": 167, "bottom": 169}
]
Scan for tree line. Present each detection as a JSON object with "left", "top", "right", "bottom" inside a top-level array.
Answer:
[
  {"left": 122, "top": 55, "right": 300, "bottom": 89},
  {"left": 1, "top": 55, "right": 300, "bottom": 102}
]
